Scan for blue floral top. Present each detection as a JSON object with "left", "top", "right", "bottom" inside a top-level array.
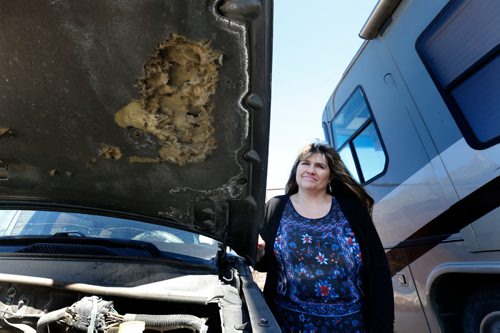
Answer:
[{"left": 273, "top": 197, "right": 365, "bottom": 332}]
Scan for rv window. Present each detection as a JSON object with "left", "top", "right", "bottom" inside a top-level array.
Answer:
[
  {"left": 450, "top": 55, "right": 500, "bottom": 144},
  {"left": 353, "top": 123, "right": 386, "bottom": 181},
  {"left": 330, "top": 87, "right": 386, "bottom": 183},
  {"left": 417, "top": 0, "right": 500, "bottom": 149},
  {"left": 322, "top": 122, "right": 330, "bottom": 145},
  {"left": 338, "top": 146, "right": 360, "bottom": 183},
  {"left": 331, "top": 89, "right": 370, "bottom": 150}
]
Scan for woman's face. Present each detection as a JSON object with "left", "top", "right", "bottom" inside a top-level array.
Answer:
[{"left": 295, "top": 153, "right": 331, "bottom": 193}]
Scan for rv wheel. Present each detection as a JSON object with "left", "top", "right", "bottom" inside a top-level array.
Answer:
[{"left": 462, "top": 288, "right": 500, "bottom": 333}]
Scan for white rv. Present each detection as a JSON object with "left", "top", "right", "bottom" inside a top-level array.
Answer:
[{"left": 321, "top": 0, "right": 499, "bottom": 332}]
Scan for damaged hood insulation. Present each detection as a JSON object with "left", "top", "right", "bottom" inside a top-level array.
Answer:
[{"left": 0, "top": 0, "right": 272, "bottom": 262}]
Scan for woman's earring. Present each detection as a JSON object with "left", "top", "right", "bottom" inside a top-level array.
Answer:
[{"left": 328, "top": 184, "right": 332, "bottom": 193}]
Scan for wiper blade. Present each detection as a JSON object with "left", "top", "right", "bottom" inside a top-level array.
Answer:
[
  {"left": 52, "top": 231, "right": 87, "bottom": 238},
  {"left": 0, "top": 236, "right": 176, "bottom": 260}
]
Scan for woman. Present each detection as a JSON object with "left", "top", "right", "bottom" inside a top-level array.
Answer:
[{"left": 256, "top": 143, "right": 394, "bottom": 332}]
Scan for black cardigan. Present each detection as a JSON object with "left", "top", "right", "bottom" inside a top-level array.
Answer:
[{"left": 255, "top": 193, "right": 394, "bottom": 333}]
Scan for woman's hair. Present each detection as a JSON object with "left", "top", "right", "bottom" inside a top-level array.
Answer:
[{"left": 285, "top": 142, "right": 374, "bottom": 212}]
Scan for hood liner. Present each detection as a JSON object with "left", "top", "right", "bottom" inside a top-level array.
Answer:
[{"left": 0, "top": 0, "right": 273, "bottom": 264}]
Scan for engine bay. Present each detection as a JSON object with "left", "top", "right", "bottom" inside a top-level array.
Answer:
[{"left": 0, "top": 257, "right": 250, "bottom": 333}]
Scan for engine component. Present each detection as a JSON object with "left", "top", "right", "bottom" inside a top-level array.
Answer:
[{"left": 35, "top": 296, "right": 208, "bottom": 333}]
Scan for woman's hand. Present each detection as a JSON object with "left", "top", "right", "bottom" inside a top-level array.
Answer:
[{"left": 256, "top": 234, "right": 266, "bottom": 262}]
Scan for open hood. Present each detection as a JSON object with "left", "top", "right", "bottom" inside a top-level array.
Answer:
[{"left": 0, "top": 0, "right": 273, "bottom": 263}]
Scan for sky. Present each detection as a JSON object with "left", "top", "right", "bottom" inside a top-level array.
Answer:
[{"left": 266, "top": 0, "right": 379, "bottom": 190}]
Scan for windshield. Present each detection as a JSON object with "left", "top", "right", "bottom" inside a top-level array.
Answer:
[{"left": 0, "top": 210, "right": 219, "bottom": 262}]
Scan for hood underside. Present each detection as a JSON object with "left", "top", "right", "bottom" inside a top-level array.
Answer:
[{"left": 0, "top": 0, "right": 273, "bottom": 263}]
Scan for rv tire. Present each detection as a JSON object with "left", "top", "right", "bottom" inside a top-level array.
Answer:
[{"left": 462, "top": 287, "right": 500, "bottom": 333}]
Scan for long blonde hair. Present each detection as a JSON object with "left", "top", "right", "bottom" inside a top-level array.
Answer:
[{"left": 285, "top": 143, "right": 374, "bottom": 213}]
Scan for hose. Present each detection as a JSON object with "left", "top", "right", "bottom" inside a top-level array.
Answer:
[
  {"left": 123, "top": 313, "right": 207, "bottom": 332},
  {"left": 35, "top": 297, "right": 208, "bottom": 333},
  {"left": 36, "top": 307, "right": 68, "bottom": 333}
]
